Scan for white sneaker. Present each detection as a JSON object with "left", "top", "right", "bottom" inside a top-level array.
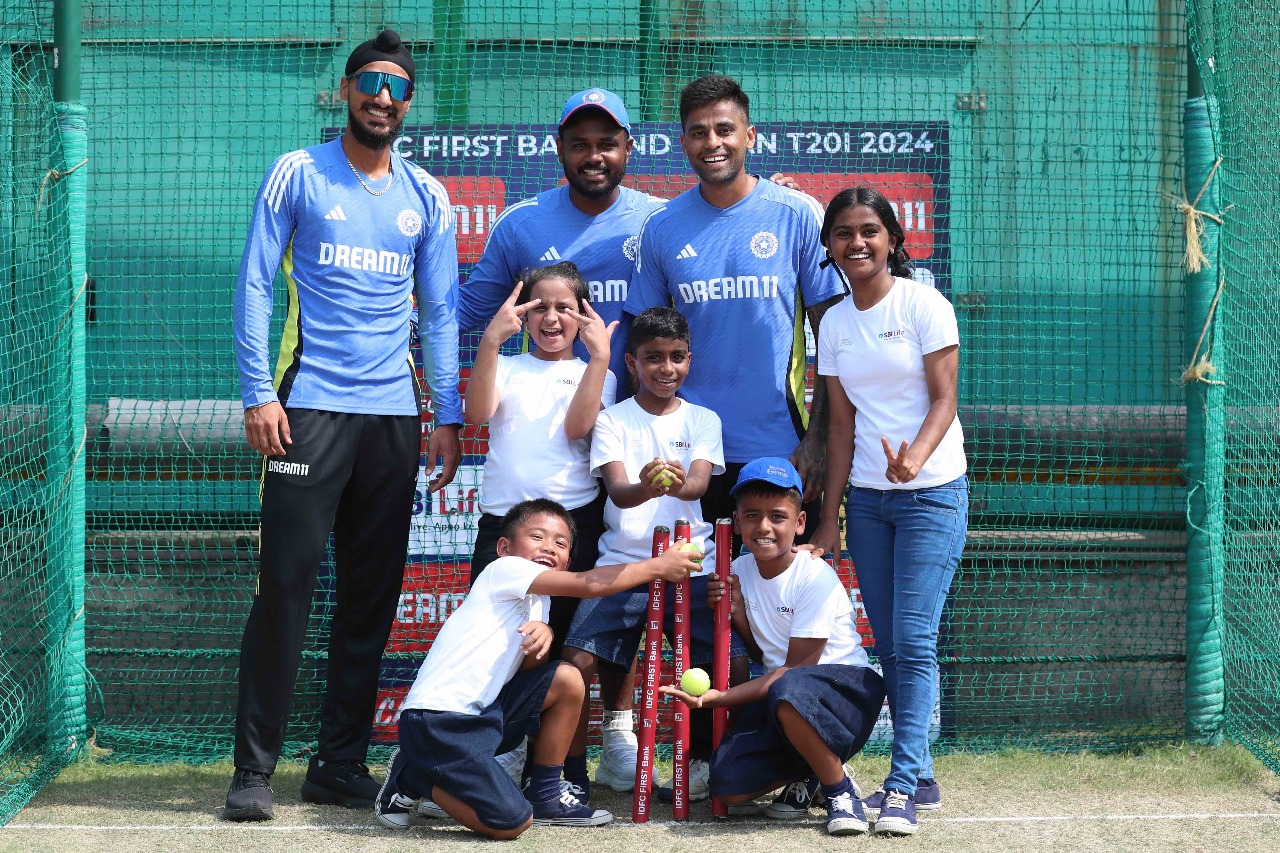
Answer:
[
  {"left": 594, "top": 725, "right": 637, "bottom": 792},
  {"left": 417, "top": 798, "right": 448, "bottom": 819},
  {"left": 656, "top": 757, "right": 711, "bottom": 803},
  {"left": 494, "top": 736, "right": 528, "bottom": 785}
]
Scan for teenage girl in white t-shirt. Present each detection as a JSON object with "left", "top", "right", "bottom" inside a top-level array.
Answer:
[
  {"left": 808, "top": 187, "right": 968, "bottom": 837},
  {"left": 464, "top": 261, "right": 618, "bottom": 654}
]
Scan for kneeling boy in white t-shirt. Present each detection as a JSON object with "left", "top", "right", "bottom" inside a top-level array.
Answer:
[
  {"left": 375, "top": 499, "right": 698, "bottom": 840},
  {"left": 662, "top": 458, "right": 886, "bottom": 837}
]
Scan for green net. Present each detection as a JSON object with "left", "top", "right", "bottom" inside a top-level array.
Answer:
[
  {"left": 1187, "top": 1, "right": 1280, "bottom": 773},
  {"left": 14, "top": 0, "right": 1277, "bottom": 822},
  {"left": 0, "top": 0, "right": 85, "bottom": 824}
]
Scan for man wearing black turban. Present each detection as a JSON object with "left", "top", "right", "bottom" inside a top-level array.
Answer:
[{"left": 226, "top": 30, "right": 462, "bottom": 821}]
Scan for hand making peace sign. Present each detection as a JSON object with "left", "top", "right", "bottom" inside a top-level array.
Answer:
[
  {"left": 563, "top": 300, "right": 619, "bottom": 362},
  {"left": 481, "top": 281, "right": 541, "bottom": 348}
]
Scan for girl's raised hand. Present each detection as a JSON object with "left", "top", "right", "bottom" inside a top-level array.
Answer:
[
  {"left": 564, "top": 301, "right": 618, "bottom": 362},
  {"left": 482, "top": 281, "right": 540, "bottom": 347}
]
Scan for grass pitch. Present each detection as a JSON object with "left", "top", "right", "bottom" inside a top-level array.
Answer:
[{"left": 4, "top": 744, "right": 1280, "bottom": 853}]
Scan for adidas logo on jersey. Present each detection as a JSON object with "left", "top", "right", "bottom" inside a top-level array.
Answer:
[
  {"left": 325, "top": 206, "right": 347, "bottom": 221},
  {"left": 676, "top": 244, "right": 698, "bottom": 260},
  {"left": 540, "top": 246, "right": 562, "bottom": 261}
]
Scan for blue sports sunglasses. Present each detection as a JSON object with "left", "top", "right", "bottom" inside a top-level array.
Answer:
[{"left": 347, "top": 70, "right": 414, "bottom": 101}]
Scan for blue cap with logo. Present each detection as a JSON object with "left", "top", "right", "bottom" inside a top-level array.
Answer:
[
  {"left": 729, "top": 457, "right": 804, "bottom": 496},
  {"left": 559, "top": 88, "right": 632, "bottom": 136}
]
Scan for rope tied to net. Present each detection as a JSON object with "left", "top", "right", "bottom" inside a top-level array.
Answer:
[
  {"left": 36, "top": 158, "right": 89, "bottom": 211},
  {"left": 1181, "top": 274, "right": 1227, "bottom": 386},
  {"left": 1173, "top": 156, "right": 1233, "bottom": 274}
]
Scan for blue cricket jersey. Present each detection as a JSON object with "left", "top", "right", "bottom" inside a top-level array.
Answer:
[
  {"left": 625, "top": 177, "right": 845, "bottom": 462},
  {"left": 458, "top": 184, "right": 663, "bottom": 381},
  {"left": 234, "top": 137, "right": 462, "bottom": 424}
]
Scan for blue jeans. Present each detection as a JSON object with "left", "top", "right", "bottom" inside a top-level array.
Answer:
[{"left": 845, "top": 476, "right": 967, "bottom": 796}]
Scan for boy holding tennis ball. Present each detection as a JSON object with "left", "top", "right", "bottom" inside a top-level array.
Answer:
[
  {"left": 561, "top": 307, "right": 746, "bottom": 802},
  {"left": 661, "top": 457, "right": 886, "bottom": 836}
]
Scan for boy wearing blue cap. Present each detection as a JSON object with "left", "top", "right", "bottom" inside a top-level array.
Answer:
[{"left": 662, "top": 457, "right": 886, "bottom": 836}]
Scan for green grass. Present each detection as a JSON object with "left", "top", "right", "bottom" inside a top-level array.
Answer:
[{"left": 5, "top": 743, "right": 1280, "bottom": 853}]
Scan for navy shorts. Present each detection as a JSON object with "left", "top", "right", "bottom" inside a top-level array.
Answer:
[
  {"left": 396, "top": 660, "right": 563, "bottom": 831},
  {"left": 709, "top": 664, "right": 886, "bottom": 798},
  {"left": 563, "top": 573, "right": 747, "bottom": 669}
]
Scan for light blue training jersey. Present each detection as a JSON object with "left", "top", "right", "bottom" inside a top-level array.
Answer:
[
  {"left": 625, "top": 177, "right": 845, "bottom": 462},
  {"left": 458, "top": 184, "right": 663, "bottom": 381},
  {"left": 234, "top": 137, "right": 462, "bottom": 423}
]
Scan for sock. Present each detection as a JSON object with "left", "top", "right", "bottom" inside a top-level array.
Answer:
[
  {"left": 820, "top": 775, "right": 855, "bottom": 802},
  {"left": 602, "top": 709, "right": 634, "bottom": 729},
  {"left": 563, "top": 753, "right": 589, "bottom": 791},
  {"left": 527, "top": 763, "right": 562, "bottom": 804}
]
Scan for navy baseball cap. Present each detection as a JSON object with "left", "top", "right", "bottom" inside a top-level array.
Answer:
[
  {"left": 729, "top": 457, "right": 804, "bottom": 496},
  {"left": 559, "top": 88, "right": 632, "bottom": 136}
]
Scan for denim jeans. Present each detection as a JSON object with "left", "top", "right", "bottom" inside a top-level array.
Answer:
[{"left": 845, "top": 476, "right": 967, "bottom": 796}]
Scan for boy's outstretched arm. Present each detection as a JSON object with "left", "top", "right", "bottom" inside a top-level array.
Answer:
[
  {"left": 661, "top": 636, "right": 827, "bottom": 710},
  {"left": 527, "top": 546, "right": 699, "bottom": 598}
]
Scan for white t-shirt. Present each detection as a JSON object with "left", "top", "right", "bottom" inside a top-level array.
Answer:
[
  {"left": 590, "top": 397, "right": 724, "bottom": 574},
  {"left": 733, "top": 550, "right": 871, "bottom": 673},
  {"left": 817, "top": 277, "right": 967, "bottom": 490},
  {"left": 480, "top": 353, "right": 618, "bottom": 515},
  {"left": 401, "top": 556, "right": 549, "bottom": 715}
]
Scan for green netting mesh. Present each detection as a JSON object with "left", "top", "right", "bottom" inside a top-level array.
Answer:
[
  {"left": 1187, "top": 1, "right": 1280, "bottom": 773},
  {"left": 1, "top": 0, "right": 85, "bottom": 824},
  {"left": 12, "top": 0, "right": 1280, "bottom": 824}
]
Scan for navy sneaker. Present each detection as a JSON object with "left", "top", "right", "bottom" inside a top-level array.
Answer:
[
  {"left": 374, "top": 749, "right": 418, "bottom": 830},
  {"left": 873, "top": 789, "right": 918, "bottom": 835},
  {"left": 825, "top": 786, "right": 869, "bottom": 836},
  {"left": 529, "top": 788, "right": 614, "bottom": 826},
  {"left": 224, "top": 768, "right": 273, "bottom": 822},
  {"left": 915, "top": 777, "right": 943, "bottom": 811},
  {"left": 764, "top": 778, "right": 820, "bottom": 820},
  {"left": 301, "top": 756, "right": 380, "bottom": 808}
]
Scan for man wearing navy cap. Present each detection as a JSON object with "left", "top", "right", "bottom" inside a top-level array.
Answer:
[
  {"left": 227, "top": 29, "right": 462, "bottom": 821},
  {"left": 454, "top": 88, "right": 661, "bottom": 797}
]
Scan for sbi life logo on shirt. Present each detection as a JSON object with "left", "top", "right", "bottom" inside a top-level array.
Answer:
[
  {"left": 879, "top": 329, "right": 907, "bottom": 341},
  {"left": 668, "top": 440, "right": 692, "bottom": 449}
]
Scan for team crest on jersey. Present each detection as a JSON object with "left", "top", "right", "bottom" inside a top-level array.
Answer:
[
  {"left": 397, "top": 209, "right": 423, "bottom": 238},
  {"left": 622, "top": 235, "right": 639, "bottom": 262},
  {"left": 750, "top": 231, "right": 779, "bottom": 259}
]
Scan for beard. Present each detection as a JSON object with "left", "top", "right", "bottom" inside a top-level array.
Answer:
[
  {"left": 564, "top": 162, "right": 625, "bottom": 200},
  {"left": 347, "top": 103, "right": 403, "bottom": 150}
]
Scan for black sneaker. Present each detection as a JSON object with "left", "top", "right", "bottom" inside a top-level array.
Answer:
[
  {"left": 224, "top": 768, "right": 273, "bottom": 822},
  {"left": 764, "top": 778, "right": 820, "bottom": 820},
  {"left": 301, "top": 756, "right": 380, "bottom": 808},
  {"left": 529, "top": 788, "right": 613, "bottom": 827},
  {"left": 374, "top": 748, "right": 419, "bottom": 830}
]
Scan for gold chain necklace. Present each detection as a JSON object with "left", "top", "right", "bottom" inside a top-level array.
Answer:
[{"left": 346, "top": 156, "right": 393, "bottom": 196}]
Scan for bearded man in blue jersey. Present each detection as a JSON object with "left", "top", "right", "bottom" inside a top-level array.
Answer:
[
  {"left": 227, "top": 30, "right": 462, "bottom": 821},
  {"left": 625, "top": 74, "right": 844, "bottom": 548}
]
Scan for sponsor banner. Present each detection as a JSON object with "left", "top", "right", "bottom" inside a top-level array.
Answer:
[
  {"left": 373, "top": 660, "right": 420, "bottom": 744},
  {"left": 385, "top": 561, "right": 470, "bottom": 654},
  {"left": 324, "top": 121, "right": 950, "bottom": 289},
  {"left": 409, "top": 463, "right": 484, "bottom": 559}
]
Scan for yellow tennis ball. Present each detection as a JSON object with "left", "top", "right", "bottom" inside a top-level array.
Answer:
[
  {"left": 651, "top": 468, "right": 674, "bottom": 489},
  {"left": 681, "top": 667, "right": 711, "bottom": 696},
  {"left": 678, "top": 539, "right": 704, "bottom": 564}
]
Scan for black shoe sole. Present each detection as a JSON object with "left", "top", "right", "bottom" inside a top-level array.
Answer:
[
  {"left": 300, "top": 780, "right": 375, "bottom": 809},
  {"left": 223, "top": 805, "right": 273, "bottom": 822}
]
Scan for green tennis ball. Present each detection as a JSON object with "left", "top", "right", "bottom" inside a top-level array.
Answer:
[
  {"left": 651, "top": 468, "right": 674, "bottom": 489},
  {"left": 681, "top": 667, "right": 711, "bottom": 697},
  {"left": 678, "top": 539, "right": 704, "bottom": 563}
]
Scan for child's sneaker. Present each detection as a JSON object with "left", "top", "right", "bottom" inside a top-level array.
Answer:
[
  {"left": 825, "top": 787, "right": 869, "bottom": 836},
  {"left": 374, "top": 749, "right": 418, "bottom": 830},
  {"left": 872, "top": 789, "right": 918, "bottom": 836},
  {"left": 915, "top": 777, "right": 943, "bottom": 811},
  {"left": 417, "top": 798, "right": 447, "bottom": 819},
  {"left": 594, "top": 723, "right": 638, "bottom": 792},
  {"left": 494, "top": 737, "right": 528, "bottom": 785},
  {"left": 764, "top": 778, "right": 820, "bottom": 820},
  {"left": 862, "top": 786, "right": 886, "bottom": 820},
  {"left": 655, "top": 758, "right": 710, "bottom": 803},
  {"left": 529, "top": 787, "right": 614, "bottom": 826}
]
